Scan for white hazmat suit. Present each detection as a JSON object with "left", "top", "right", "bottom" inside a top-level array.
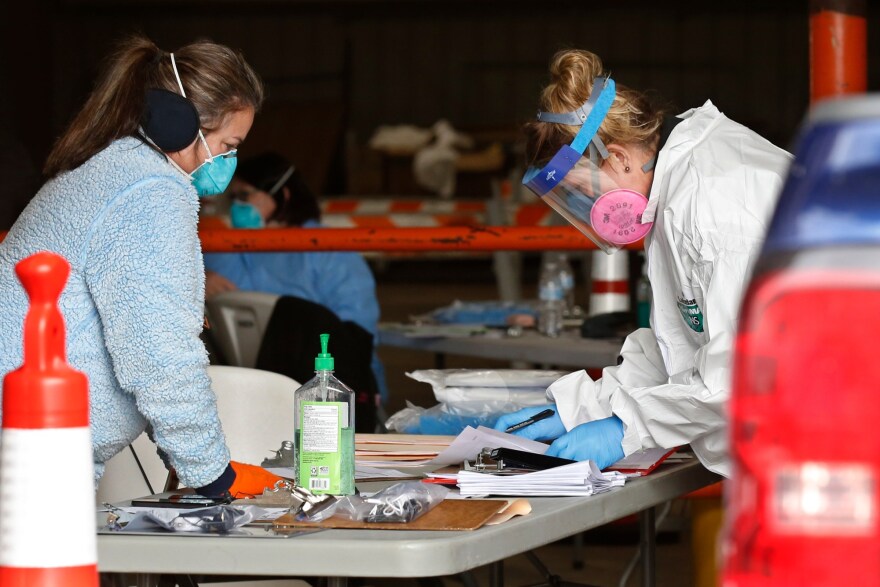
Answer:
[{"left": 547, "top": 101, "right": 792, "bottom": 477}]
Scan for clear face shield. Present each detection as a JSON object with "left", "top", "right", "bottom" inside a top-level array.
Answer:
[{"left": 522, "top": 77, "right": 654, "bottom": 253}]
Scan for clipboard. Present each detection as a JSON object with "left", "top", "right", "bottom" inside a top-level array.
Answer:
[
  {"left": 487, "top": 448, "right": 575, "bottom": 471},
  {"left": 463, "top": 447, "right": 575, "bottom": 474}
]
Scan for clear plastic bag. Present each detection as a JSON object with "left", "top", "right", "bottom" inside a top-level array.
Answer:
[
  {"left": 428, "top": 300, "right": 537, "bottom": 327},
  {"left": 384, "top": 400, "right": 424, "bottom": 433},
  {"left": 117, "top": 505, "right": 257, "bottom": 534},
  {"left": 335, "top": 481, "right": 449, "bottom": 523},
  {"left": 385, "top": 400, "right": 519, "bottom": 435}
]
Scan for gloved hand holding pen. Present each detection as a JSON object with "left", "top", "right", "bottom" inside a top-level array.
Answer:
[
  {"left": 545, "top": 416, "right": 625, "bottom": 470},
  {"left": 493, "top": 404, "right": 565, "bottom": 441}
]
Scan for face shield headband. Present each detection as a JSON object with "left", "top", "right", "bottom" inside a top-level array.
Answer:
[{"left": 522, "top": 77, "right": 653, "bottom": 253}]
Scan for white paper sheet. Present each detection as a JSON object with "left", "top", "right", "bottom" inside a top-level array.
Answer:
[{"left": 424, "top": 425, "right": 550, "bottom": 468}]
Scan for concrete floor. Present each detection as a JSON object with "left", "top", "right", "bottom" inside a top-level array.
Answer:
[{"left": 368, "top": 256, "right": 701, "bottom": 587}]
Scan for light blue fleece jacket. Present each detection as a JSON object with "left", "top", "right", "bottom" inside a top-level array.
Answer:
[{"left": 0, "top": 137, "right": 229, "bottom": 487}]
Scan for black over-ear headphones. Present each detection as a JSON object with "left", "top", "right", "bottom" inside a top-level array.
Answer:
[{"left": 141, "top": 88, "right": 200, "bottom": 152}]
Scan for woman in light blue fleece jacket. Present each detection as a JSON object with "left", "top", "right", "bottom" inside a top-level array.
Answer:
[{"left": 0, "top": 35, "right": 282, "bottom": 497}]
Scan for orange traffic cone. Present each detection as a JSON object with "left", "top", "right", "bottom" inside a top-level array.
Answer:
[{"left": 0, "top": 251, "right": 98, "bottom": 586}]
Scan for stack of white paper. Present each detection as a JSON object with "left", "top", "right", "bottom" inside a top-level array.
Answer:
[{"left": 456, "top": 460, "right": 627, "bottom": 497}]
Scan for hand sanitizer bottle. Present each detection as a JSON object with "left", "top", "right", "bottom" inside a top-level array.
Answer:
[{"left": 293, "top": 333, "right": 355, "bottom": 495}]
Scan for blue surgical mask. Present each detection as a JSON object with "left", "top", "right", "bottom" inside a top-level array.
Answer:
[
  {"left": 190, "top": 132, "right": 237, "bottom": 197},
  {"left": 230, "top": 200, "right": 265, "bottom": 229}
]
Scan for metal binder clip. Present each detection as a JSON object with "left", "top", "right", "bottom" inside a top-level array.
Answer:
[
  {"left": 261, "top": 440, "right": 295, "bottom": 468},
  {"left": 101, "top": 502, "right": 124, "bottom": 531},
  {"left": 463, "top": 447, "right": 505, "bottom": 473},
  {"left": 262, "top": 479, "right": 338, "bottom": 519},
  {"left": 286, "top": 483, "right": 338, "bottom": 519},
  {"left": 259, "top": 480, "right": 306, "bottom": 510}
]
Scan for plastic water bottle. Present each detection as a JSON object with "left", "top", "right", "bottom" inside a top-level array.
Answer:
[
  {"left": 294, "top": 333, "right": 355, "bottom": 495},
  {"left": 538, "top": 259, "right": 564, "bottom": 337},
  {"left": 636, "top": 254, "right": 652, "bottom": 328},
  {"left": 556, "top": 253, "right": 577, "bottom": 316}
]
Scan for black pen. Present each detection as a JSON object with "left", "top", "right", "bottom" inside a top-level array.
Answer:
[{"left": 504, "top": 408, "right": 555, "bottom": 433}]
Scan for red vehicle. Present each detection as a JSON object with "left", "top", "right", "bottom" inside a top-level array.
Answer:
[{"left": 723, "top": 96, "right": 880, "bottom": 585}]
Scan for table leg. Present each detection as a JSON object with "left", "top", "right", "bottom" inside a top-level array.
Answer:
[
  {"left": 433, "top": 353, "right": 446, "bottom": 369},
  {"left": 639, "top": 507, "right": 656, "bottom": 587},
  {"left": 325, "top": 578, "right": 348, "bottom": 587},
  {"left": 572, "top": 531, "right": 584, "bottom": 569},
  {"left": 489, "top": 560, "right": 504, "bottom": 587}
]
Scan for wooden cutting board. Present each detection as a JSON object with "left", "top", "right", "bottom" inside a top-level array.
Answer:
[{"left": 273, "top": 499, "right": 507, "bottom": 531}]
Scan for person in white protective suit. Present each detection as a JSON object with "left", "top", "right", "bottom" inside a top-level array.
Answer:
[{"left": 494, "top": 49, "right": 792, "bottom": 477}]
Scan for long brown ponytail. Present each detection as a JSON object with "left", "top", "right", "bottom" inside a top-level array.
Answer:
[{"left": 44, "top": 35, "right": 264, "bottom": 178}]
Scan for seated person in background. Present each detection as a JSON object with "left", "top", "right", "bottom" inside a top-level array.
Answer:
[{"left": 203, "top": 152, "right": 387, "bottom": 432}]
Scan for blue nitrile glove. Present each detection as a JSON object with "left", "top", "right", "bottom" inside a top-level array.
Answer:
[
  {"left": 545, "top": 416, "right": 625, "bottom": 470},
  {"left": 493, "top": 404, "right": 566, "bottom": 441}
]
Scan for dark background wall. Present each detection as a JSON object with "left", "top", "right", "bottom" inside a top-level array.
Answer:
[{"left": 1, "top": 0, "right": 878, "bottom": 207}]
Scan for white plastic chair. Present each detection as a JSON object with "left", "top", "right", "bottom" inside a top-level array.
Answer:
[
  {"left": 95, "top": 432, "right": 169, "bottom": 505},
  {"left": 205, "top": 291, "right": 281, "bottom": 368},
  {"left": 98, "top": 365, "right": 299, "bottom": 501},
  {"left": 98, "top": 366, "right": 306, "bottom": 587},
  {"left": 200, "top": 365, "right": 306, "bottom": 587},
  {"left": 163, "top": 365, "right": 301, "bottom": 485},
  {"left": 206, "top": 365, "right": 299, "bottom": 464}
]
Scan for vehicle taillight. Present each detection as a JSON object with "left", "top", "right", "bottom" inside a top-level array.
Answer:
[{"left": 724, "top": 264, "right": 880, "bottom": 586}]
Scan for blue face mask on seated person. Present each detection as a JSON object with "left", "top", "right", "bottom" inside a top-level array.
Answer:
[{"left": 230, "top": 200, "right": 265, "bottom": 229}]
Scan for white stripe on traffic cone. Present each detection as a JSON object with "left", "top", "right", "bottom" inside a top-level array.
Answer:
[{"left": 588, "top": 250, "right": 630, "bottom": 316}]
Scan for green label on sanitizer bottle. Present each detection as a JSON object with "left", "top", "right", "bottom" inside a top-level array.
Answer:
[{"left": 297, "top": 401, "right": 354, "bottom": 495}]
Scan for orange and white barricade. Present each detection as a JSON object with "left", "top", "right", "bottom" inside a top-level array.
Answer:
[
  {"left": 320, "top": 198, "right": 557, "bottom": 229},
  {"left": 321, "top": 198, "right": 487, "bottom": 228}
]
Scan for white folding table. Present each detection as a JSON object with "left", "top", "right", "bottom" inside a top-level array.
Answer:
[{"left": 98, "top": 459, "right": 720, "bottom": 587}]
